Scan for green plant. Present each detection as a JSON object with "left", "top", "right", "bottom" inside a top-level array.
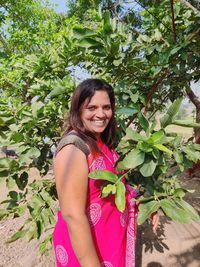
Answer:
[{"left": 90, "top": 99, "right": 200, "bottom": 224}]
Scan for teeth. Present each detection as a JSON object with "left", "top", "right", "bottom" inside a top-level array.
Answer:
[{"left": 93, "top": 120, "right": 105, "bottom": 126}]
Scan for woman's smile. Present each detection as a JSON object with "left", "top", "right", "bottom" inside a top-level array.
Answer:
[{"left": 81, "top": 90, "right": 112, "bottom": 137}]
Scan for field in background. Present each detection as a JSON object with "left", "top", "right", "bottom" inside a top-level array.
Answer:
[{"left": 166, "top": 125, "right": 193, "bottom": 140}]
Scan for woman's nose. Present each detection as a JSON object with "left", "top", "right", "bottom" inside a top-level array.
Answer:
[{"left": 96, "top": 108, "right": 106, "bottom": 118}]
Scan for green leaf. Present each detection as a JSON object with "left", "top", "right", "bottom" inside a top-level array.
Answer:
[
  {"left": 139, "top": 158, "right": 157, "bottom": 177},
  {"left": 115, "top": 181, "right": 126, "bottom": 212},
  {"left": 77, "top": 38, "right": 102, "bottom": 49},
  {"left": 9, "top": 191, "right": 18, "bottom": 201},
  {"left": 0, "top": 209, "right": 8, "bottom": 220},
  {"left": 172, "top": 120, "right": 200, "bottom": 128},
  {"left": 148, "top": 130, "right": 165, "bottom": 144},
  {"left": 13, "top": 205, "right": 27, "bottom": 216},
  {"left": 183, "top": 147, "right": 200, "bottom": 163},
  {"left": 89, "top": 170, "right": 118, "bottom": 183},
  {"left": 130, "top": 93, "right": 139, "bottom": 103},
  {"left": 101, "top": 184, "right": 116, "bottom": 198},
  {"left": 154, "top": 144, "right": 173, "bottom": 156},
  {"left": 0, "top": 157, "right": 18, "bottom": 171},
  {"left": 138, "top": 112, "right": 149, "bottom": 131},
  {"left": 20, "top": 147, "right": 41, "bottom": 165},
  {"left": 137, "top": 34, "right": 149, "bottom": 43},
  {"left": 152, "top": 148, "right": 160, "bottom": 159},
  {"left": 137, "top": 200, "right": 160, "bottom": 225},
  {"left": 117, "top": 149, "right": 145, "bottom": 170},
  {"left": 160, "top": 198, "right": 190, "bottom": 224},
  {"left": 11, "top": 132, "right": 24, "bottom": 143},
  {"left": 138, "top": 142, "right": 153, "bottom": 152},
  {"left": 113, "top": 58, "right": 122, "bottom": 66},
  {"left": 174, "top": 188, "right": 186, "bottom": 198},
  {"left": 175, "top": 199, "right": 200, "bottom": 222},
  {"left": 124, "top": 127, "right": 147, "bottom": 142},
  {"left": 173, "top": 150, "right": 183, "bottom": 164},
  {"left": 160, "top": 98, "right": 182, "bottom": 128},
  {"left": 26, "top": 223, "right": 37, "bottom": 241},
  {"left": 39, "top": 235, "right": 52, "bottom": 254},
  {"left": 6, "top": 229, "right": 28, "bottom": 243},
  {"left": 0, "top": 117, "right": 5, "bottom": 126},
  {"left": 116, "top": 107, "right": 138, "bottom": 116},
  {"left": 154, "top": 29, "right": 162, "bottom": 41},
  {"left": 6, "top": 176, "right": 16, "bottom": 189},
  {"left": 73, "top": 27, "right": 96, "bottom": 38},
  {"left": 31, "top": 101, "right": 44, "bottom": 118},
  {"left": 103, "top": 11, "right": 112, "bottom": 34},
  {"left": 170, "top": 46, "right": 182, "bottom": 55},
  {"left": 16, "top": 171, "right": 28, "bottom": 190}
]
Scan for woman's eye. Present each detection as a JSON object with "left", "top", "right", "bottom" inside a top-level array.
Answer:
[
  {"left": 87, "top": 106, "right": 95, "bottom": 111},
  {"left": 104, "top": 106, "right": 111, "bottom": 110}
]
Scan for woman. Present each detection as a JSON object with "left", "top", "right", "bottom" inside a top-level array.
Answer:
[{"left": 53, "top": 79, "right": 159, "bottom": 267}]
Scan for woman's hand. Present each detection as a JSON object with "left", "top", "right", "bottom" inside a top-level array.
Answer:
[{"left": 151, "top": 212, "right": 160, "bottom": 233}]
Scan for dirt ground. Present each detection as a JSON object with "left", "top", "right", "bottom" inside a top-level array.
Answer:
[{"left": 0, "top": 169, "right": 200, "bottom": 267}]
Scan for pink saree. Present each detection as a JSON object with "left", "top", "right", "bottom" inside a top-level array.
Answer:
[{"left": 53, "top": 139, "right": 138, "bottom": 267}]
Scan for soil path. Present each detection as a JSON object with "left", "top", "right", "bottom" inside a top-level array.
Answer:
[{"left": 0, "top": 173, "right": 200, "bottom": 267}]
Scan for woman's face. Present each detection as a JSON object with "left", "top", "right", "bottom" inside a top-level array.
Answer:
[{"left": 80, "top": 90, "right": 113, "bottom": 137}]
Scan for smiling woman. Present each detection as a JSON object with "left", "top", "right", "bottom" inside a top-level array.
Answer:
[
  {"left": 80, "top": 90, "right": 113, "bottom": 137},
  {"left": 65, "top": 79, "right": 116, "bottom": 153},
  {"left": 52, "top": 79, "right": 159, "bottom": 267}
]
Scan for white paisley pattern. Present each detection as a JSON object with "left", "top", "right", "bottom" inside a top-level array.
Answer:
[
  {"left": 120, "top": 207, "right": 129, "bottom": 227},
  {"left": 112, "top": 151, "right": 119, "bottom": 164},
  {"left": 56, "top": 245, "right": 68, "bottom": 266},
  {"left": 126, "top": 202, "right": 136, "bottom": 267},
  {"left": 90, "top": 156, "right": 106, "bottom": 171},
  {"left": 87, "top": 203, "right": 102, "bottom": 226},
  {"left": 101, "top": 261, "right": 113, "bottom": 267}
]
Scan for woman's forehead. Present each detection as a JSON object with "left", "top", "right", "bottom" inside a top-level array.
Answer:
[{"left": 86, "top": 90, "right": 110, "bottom": 104}]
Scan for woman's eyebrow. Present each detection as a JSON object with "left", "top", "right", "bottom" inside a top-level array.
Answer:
[{"left": 87, "top": 104, "right": 96, "bottom": 107}]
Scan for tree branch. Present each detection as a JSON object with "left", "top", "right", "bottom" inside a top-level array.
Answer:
[
  {"left": 127, "top": 70, "right": 170, "bottom": 126},
  {"left": 0, "top": 34, "right": 11, "bottom": 54},
  {"left": 144, "top": 69, "right": 170, "bottom": 114},
  {"left": 126, "top": 112, "right": 138, "bottom": 127},
  {"left": 185, "top": 85, "right": 200, "bottom": 108},
  {"left": 170, "top": 0, "right": 177, "bottom": 42},
  {"left": 148, "top": 91, "right": 171, "bottom": 121},
  {"left": 187, "top": 27, "right": 200, "bottom": 42},
  {"left": 179, "top": 0, "right": 200, "bottom": 16}
]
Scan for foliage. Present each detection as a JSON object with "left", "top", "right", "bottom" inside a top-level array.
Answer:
[
  {"left": 90, "top": 99, "right": 200, "bottom": 224},
  {"left": 0, "top": 0, "right": 200, "bottom": 251}
]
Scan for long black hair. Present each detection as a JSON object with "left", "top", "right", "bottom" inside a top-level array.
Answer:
[{"left": 64, "top": 78, "right": 116, "bottom": 153}]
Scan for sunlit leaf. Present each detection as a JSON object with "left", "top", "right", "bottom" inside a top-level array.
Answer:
[
  {"left": 117, "top": 149, "right": 145, "bottom": 170},
  {"left": 175, "top": 199, "right": 200, "bottom": 222},
  {"left": 154, "top": 144, "right": 173, "bottom": 156},
  {"left": 115, "top": 181, "right": 126, "bottom": 212},
  {"left": 139, "top": 158, "right": 157, "bottom": 177},
  {"left": 89, "top": 170, "right": 118, "bottom": 183},
  {"left": 137, "top": 200, "right": 160, "bottom": 225},
  {"left": 160, "top": 198, "right": 190, "bottom": 224}
]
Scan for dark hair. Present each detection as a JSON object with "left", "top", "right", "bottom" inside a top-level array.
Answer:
[{"left": 64, "top": 78, "right": 116, "bottom": 153}]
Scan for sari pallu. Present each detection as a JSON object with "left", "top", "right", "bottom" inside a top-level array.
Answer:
[{"left": 53, "top": 140, "right": 138, "bottom": 267}]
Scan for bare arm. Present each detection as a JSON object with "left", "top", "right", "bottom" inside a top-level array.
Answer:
[{"left": 54, "top": 145, "right": 101, "bottom": 267}]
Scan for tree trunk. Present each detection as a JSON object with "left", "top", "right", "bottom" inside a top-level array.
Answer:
[
  {"left": 194, "top": 104, "right": 200, "bottom": 144},
  {"left": 186, "top": 86, "right": 200, "bottom": 176}
]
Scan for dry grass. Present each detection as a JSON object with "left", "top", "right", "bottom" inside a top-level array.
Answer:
[{"left": 166, "top": 125, "right": 194, "bottom": 140}]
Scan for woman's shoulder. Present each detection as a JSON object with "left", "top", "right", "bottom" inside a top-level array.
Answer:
[{"left": 55, "top": 131, "right": 90, "bottom": 157}]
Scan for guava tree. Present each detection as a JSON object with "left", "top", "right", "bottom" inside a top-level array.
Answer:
[{"left": 0, "top": 0, "right": 200, "bottom": 252}]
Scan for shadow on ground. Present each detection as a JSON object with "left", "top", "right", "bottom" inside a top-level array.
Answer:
[
  {"left": 136, "top": 216, "right": 171, "bottom": 267},
  {"left": 168, "top": 243, "right": 200, "bottom": 267}
]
